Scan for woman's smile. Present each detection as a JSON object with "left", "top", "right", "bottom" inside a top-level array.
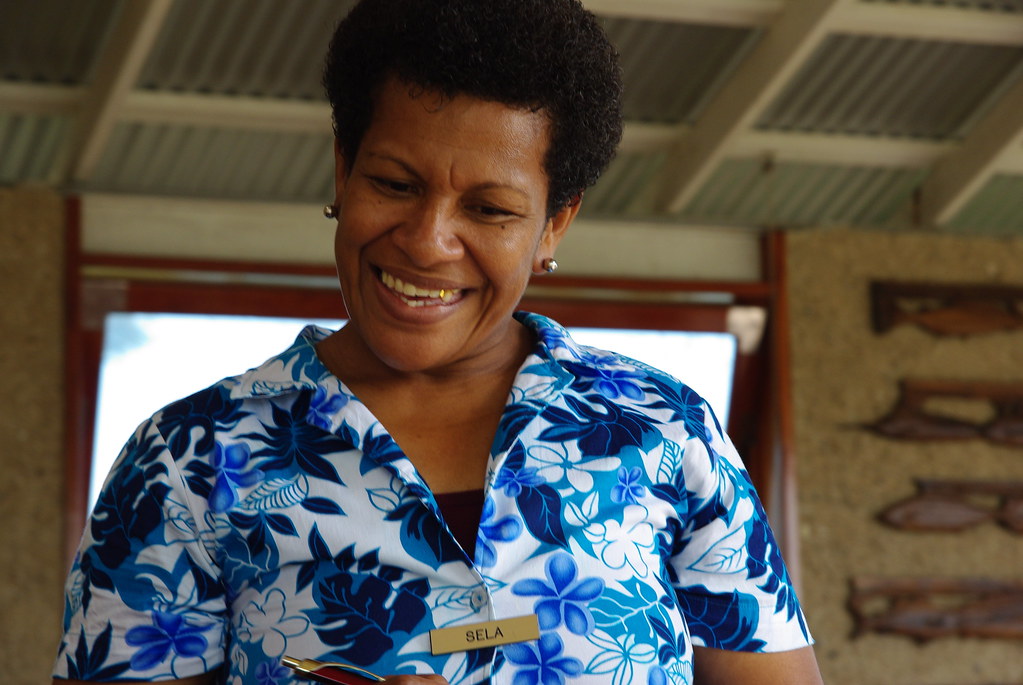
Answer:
[{"left": 378, "top": 268, "right": 463, "bottom": 307}]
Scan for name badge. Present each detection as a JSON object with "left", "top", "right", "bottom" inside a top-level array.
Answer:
[{"left": 429, "top": 614, "right": 540, "bottom": 655}]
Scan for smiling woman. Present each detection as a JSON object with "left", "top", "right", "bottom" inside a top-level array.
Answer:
[{"left": 54, "top": 1, "right": 821, "bottom": 683}]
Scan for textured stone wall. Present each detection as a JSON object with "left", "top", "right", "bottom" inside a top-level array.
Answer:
[
  {"left": 787, "top": 228, "right": 1023, "bottom": 685},
  {"left": 0, "top": 186, "right": 67, "bottom": 683}
]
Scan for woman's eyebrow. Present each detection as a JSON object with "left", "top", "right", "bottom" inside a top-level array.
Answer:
[
  {"left": 363, "top": 152, "right": 423, "bottom": 180},
  {"left": 365, "top": 152, "right": 531, "bottom": 197}
]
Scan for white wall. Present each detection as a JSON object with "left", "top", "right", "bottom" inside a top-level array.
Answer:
[{"left": 82, "top": 193, "right": 763, "bottom": 282}]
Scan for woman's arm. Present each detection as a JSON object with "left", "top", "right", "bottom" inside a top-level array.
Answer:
[{"left": 693, "top": 645, "right": 824, "bottom": 685}]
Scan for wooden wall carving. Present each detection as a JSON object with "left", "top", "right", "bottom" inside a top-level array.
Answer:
[
  {"left": 849, "top": 577, "right": 1023, "bottom": 642},
  {"left": 871, "top": 281, "right": 1023, "bottom": 336},
  {"left": 866, "top": 379, "right": 1023, "bottom": 446},
  {"left": 879, "top": 479, "right": 1023, "bottom": 534}
]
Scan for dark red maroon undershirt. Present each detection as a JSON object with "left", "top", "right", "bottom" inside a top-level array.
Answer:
[{"left": 434, "top": 489, "right": 485, "bottom": 559}]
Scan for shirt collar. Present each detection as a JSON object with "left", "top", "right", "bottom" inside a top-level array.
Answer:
[
  {"left": 229, "top": 314, "right": 583, "bottom": 402},
  {"left": 230, "top": 324, "right": 336, "bottom": 399}
]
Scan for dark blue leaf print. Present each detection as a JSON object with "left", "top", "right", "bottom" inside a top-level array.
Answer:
[
  {"left": 228, "top": 511, "right": 260, "bottom": 528},
  {"left": 310, "top": 546, "right": 431, "bottom": 667},
  {"left": 90, "top": 439, "right": 169, "bottom": 572},
  {"left": 493, "top": 400, "right": 545, "bottom": 454},
  {"left": 648, "top": 613, "right": 688, "bottom": 667},
  {"left": 65, "top": 623, "right": 130, "bottom": 681},
  {"left": 675, "top": 586, "right": 766, "bottom": 652},
  {"left": 463, "top": 643, "right": 497, "bottom": 680},
  {"left": 225, "top": 505, "right": 292, "bottom": 561},
  {"left": 160, "top": 386, "right": 245, "bottom": 457},
  {"left": 309, "top": 523, "right": 331, "bottom": 560},
  {"left": 642, "top": 376, "right": 715, "bottom": 447},
  {"left": 539, "top": 394, "right": 650, "bottom": 458},
  {"left": 361, "top": 430, "right": 406, "bottom": 469},
  {"left": 184, "top": 553, "right": 222, "bottom": 608},
  {"left": 302, "top": 497, "right": 346, "bottom": 515},
  {"left": 650, "top": 482, "right": 683, "bottom": 507},
  {"left": 244, "top": 393, "right": 348, "bottom": 485},
  {"left": 298, "top": 523, "right": 333, "bottom": 593},
  {"left": 185, "top": 459, "right": 215, "bottom": 479},
  {"left": 78, "top": 553, "right": 111, "bottom": 612},
  {"left": 389, "top": 498, "right": 464, "bottom": 569},
  {"left": 648, "top": 614, "right": 674, "bottom": 646},
  {"left": 247, "top": 524, "right": 267, "bottom": 556},
  {"left": 516, "top": 483, "right": 567, "bottom": 547},
  {"left": 357, "top": 549, "right": 380, "bottom": 573},
  {"left": 184, "top": 474, "right": 213, "bottom": 501},
  {"left": 503, "top": 440, "right": 527, "bottom": 471},
  {"left": 267, "top": 513, "right": 298, "bottom": 537},
  {"left": 744, "top": 514, "right": 809, "bottom": 639}
]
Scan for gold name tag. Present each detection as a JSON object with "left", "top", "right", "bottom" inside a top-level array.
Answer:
[{"left": 429, "top": 614, "right": 541, "bottom": 655}]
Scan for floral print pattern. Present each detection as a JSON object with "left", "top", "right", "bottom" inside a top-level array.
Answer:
[{"left": 55, "top": 314, "right": 811, "bottom": 683}]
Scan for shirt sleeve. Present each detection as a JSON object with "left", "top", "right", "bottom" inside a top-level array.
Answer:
[
  {"left": 667, "top": 402, "right": 813, "bottom": 653},
  {"left": 53, "top": 418, "right": 226, "bottom": 681}
]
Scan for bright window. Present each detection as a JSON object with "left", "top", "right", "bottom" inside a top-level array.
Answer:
[{"left": 90, "top": 312, "right": 736, "bottom": 510}]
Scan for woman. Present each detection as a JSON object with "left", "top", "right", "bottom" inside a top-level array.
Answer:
[{"left": 54, "top": 1, "right": 823, "bottom": 683}]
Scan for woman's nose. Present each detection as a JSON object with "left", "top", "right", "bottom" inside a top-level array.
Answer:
[{"left": 391, "top": 200, "right": 465, "bottom": 266}]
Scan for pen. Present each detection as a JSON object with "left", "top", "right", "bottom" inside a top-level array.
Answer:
[{"left": 281, "top": 655, "right": 386, "bottom": 684}]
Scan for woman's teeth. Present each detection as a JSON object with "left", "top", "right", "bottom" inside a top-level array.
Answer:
[{"left": 380, "top": 270, "right": 459, "bottom": 305}]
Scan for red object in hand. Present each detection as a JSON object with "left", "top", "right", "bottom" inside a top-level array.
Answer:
[{"left": 281, "top": 656, "right": 386, "bottom": 684}]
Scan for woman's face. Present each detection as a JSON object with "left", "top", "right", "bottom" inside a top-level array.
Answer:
[{"left": 331, "top": 77, "right": 577, "bottom": 376}]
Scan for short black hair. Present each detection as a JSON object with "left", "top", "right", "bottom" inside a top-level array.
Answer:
[{"left": 323, "top": 0, "right": 623, "bottom": 217}]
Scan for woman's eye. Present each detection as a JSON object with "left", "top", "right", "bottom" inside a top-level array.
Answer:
[
  {"left": 472, "top": 204, "right": 516, "bottom": 219},
  {"left": 371, "top": 177, "right": 416, "bottom": 194}
]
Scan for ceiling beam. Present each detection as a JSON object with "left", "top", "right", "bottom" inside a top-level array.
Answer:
[
  {"left": 731, "top": 131, "right": 956, "bottom": 168},
  {"left": 657, "top": 0, "right": 852, "bottom": 214},
  {"left": 919, "top": 70, "right": 1023, "bottom": 226},
  {"left": 584, "top": 0, "right": 1023, "bottom": 45},
  {"left": 67, "top": 0, "right": 174, "bottom": 183},
  {"left": 582, "top": 0, "right": 781, "bottom": 27},
  {"left": 1001, "top": 152, "right": 1023, "bottom": 176},
  {"left": 122, "top": 91, "right": 332, "bottom": 134},
  {"left": 0, "top": 82, "right": 82, "bottom": 115},
  {"left": 619, "top": 122, "right": 681, "bottom": 153},
  {"left": 835, "top": 3, "right": 1023, "bottom": 46}
]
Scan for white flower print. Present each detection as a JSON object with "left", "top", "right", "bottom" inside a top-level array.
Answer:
[
  {"left": 585, "top": 508, "right": 655, "bottom": 578},
  {"left": 527, "top": 442, "right": 617, "bottom": 492},
  {"left": 237, "top": 588, "right": 309, "bottom": 658}
]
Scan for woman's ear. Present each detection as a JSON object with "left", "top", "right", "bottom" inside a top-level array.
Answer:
[{"left": 534, "top": 194, "right": 582, "bottom": 273}]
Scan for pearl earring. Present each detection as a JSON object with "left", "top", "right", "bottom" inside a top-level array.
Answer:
[
  {"left": 542, "top": 258, "right": 559, "bottom": 273},
  {"left": 323, "top": 204, "right": 338, "bottom": 220}
]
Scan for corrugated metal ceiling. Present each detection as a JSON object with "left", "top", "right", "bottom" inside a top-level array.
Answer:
[
  {"left": 2, "top": 0, "right": 1023, "bottom": 233},
  {"left": 757, "top": 35, "right": 1023, "bottom": 139}
]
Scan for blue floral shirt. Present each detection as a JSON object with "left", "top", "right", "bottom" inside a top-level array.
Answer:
[{"left": 55, "top": 313, "right": 811, "bottom": 684}]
